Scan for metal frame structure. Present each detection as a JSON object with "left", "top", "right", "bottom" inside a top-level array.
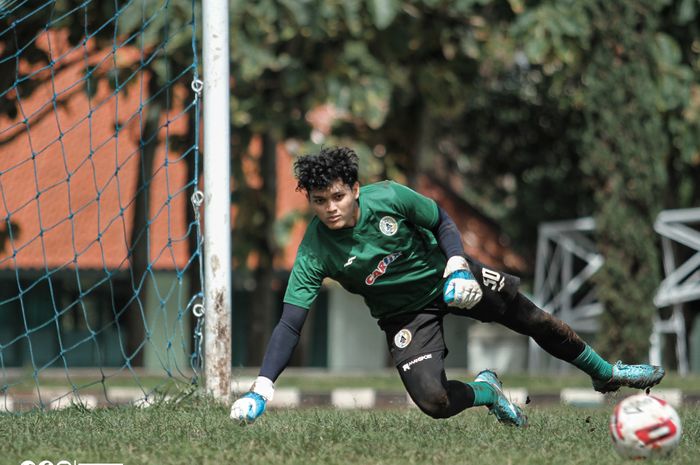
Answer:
[
  {"left": 651, "top": 208, "right": 700, "bottom": 375},
  {"left": 531, "top": 211, "right": 698, "bottom": 375},
  {"left": 529, "top": 217, "right": 604, "bottom": 371},
  {"left": 203, "top": 0, "right": 232, "bottom": 400}
]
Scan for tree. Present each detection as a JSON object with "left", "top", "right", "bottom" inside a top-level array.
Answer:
[
  {"left": 496, "top": 0, "right": 699, "bottom": 359},
  {"left": 577, "top": 3, "right": 667, "bottom": 361}
]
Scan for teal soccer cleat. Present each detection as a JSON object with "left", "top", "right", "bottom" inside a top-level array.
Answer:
[
  {"left": 592, "top": 361, "right": 665, "bottom": 393},
  {"left": 474, "top": 370, "right": 528, "bottom": 427}
]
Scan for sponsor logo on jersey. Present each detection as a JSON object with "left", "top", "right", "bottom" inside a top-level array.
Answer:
[
  {"left": 343, "top": 256, "right": 356, "bottom": 267},
  {"left": 379, "top": 216, "right": 399, "bottom": 236},
  {"left": 402, "top": 353, "right": 432, "bottom": 371},
  {"left": 365, "top": 251, "right": 402, "bottom": 285},
  {"left": 394, "top": 328, "right": 412, "bottom": 349}
]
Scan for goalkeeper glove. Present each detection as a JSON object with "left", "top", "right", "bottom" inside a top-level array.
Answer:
[
  {"left": 230, "top": 376, "right": 274, "bottom": 423},
  {"left": 443, "top": 256, "right": 483, "bottom": 309}
]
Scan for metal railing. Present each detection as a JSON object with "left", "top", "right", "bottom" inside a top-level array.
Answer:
[
  {"left": 529, "top": 217, "right": 603, "bottom": 372},
  {"left": 530, "top": 209, "right": 699, "bottom": 375}
]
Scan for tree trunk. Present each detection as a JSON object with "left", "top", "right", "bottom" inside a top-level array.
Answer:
[{"left": 124, "top": 76, "right": 161, "bottom": 367}]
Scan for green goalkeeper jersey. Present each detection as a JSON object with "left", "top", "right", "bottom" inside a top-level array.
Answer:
[{"left": 283, "top": 181, "right": 447, "bottom": 319}]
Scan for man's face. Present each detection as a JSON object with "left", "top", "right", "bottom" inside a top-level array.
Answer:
[{"left": 308, "top": 180, "right": 360, "bottom": 230}]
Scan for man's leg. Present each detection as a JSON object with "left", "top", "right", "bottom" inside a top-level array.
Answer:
[
  {"left": 397, "top": 350, "right": 474, "bottom": 419},
  {"left": 498, "top": 293, "right": 664, "bottom": 392},
  {"left": 397, "top": 350, "right": 526, "bottom": 426},
  {"left": 460, "top": 257, "right": 664, "bottom": 392},
  {"left": 380, "top": 309, "right": 526, "bottom": 425}
]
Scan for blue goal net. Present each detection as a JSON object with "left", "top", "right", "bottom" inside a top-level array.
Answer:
[{"left": 0, "top": 0, "right": 204, "bottom": 410}]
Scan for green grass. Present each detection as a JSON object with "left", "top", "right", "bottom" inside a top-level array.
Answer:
[
  {"left": 6, "top": 369, "right": 700, "bottom": 396},
  {"left": 272, "top": 371, "right": 700, "bottom": 393},
  {"left": 2, "top": 396, "right": 698, "bottom": 465}
]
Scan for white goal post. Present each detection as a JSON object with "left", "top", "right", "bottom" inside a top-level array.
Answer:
[{"left": 202, "top": 0, "right": 232, "bottom": 400}]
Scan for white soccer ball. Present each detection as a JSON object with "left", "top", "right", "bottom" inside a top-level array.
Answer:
[{"left": 609, "top": 393, "right": 682, "bottom": 459}]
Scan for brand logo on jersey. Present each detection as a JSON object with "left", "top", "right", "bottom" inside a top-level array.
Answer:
[
  {"left": 379, "top": 216, "right": 398, "bottom": 236},
  {"left": 402, "top": 353, "right": 432, "bottom": 371},
  {"left": 343, "top": 256, "right": 356, "bottom": 267},
  {"left": 394, "top": 329, "right": 412, "bottom": 349},
  {"left": 365, "top": 252, "right": 402, "bottom": 285}
]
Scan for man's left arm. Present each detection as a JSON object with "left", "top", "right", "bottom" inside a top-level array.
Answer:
[
  {"left": 431, "top": 207, "right": 483, "bottom": 310},
  {"left": 433, "top": 207, "right": 465, "bottom": 259}
]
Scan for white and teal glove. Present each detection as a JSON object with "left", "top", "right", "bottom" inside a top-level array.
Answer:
[
  {"left": 442, "top": 256, "right": 483, "bottom": 309},
  {"left": 230, "top": 376, "right": 274, "bottom": 423}
]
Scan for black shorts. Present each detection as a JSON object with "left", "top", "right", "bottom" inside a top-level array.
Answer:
[{"left": 377, "top": 258, "right": 520, "bottom": 367}]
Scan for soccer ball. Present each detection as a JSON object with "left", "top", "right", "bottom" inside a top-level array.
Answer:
[{"left": 609, "top": 394, "right": 682, "bottom": 459}]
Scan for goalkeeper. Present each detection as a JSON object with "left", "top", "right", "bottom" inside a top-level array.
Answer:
[{"left": 231, "top": 146, "right": 665, "bottom": 427}]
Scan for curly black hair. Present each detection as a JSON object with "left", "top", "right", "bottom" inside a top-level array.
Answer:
[{"left": 293, "top": 146, "right": 359, "bottom": 193}]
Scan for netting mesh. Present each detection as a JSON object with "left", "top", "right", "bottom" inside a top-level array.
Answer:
[{"left": 0, "top": 0, "right": 203, "bottom": 410}]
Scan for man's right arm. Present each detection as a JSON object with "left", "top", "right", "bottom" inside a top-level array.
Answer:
[
  {"left": 230, "top": 303, "right": 308, "bottom": 423},
  {"left": 259, "top": 303, "right": 308, "bottom": 381}
]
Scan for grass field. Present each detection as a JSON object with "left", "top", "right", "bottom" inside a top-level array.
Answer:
[
  {"left": 271, "top": 371, "right": 700, "bottom": 393},
  {"left": 2, "top": 396, "right": 698, "bottom": 465},
  {"left": 5, "top": 369, "right": 700, "bottom": 395}
]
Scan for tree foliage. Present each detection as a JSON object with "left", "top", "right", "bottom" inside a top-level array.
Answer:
[
  {"left": 576, "top": 2, "right": 667, "bottom": 360},
  {"left": 508, "top": 0, "right": 699, "bottom": 358}
]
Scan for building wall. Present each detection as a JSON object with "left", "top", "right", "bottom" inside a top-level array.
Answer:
[
  {"left": 0, "top": 270, "right": 193, "bottom": 371},
  {"left": 143, "top": 271, "right": 192, "bottom": 371}
]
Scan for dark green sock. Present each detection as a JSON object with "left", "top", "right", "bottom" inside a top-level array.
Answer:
[
  {"left": 466, "top": 381, "right": 497, "bottom": 406},
  {"left": 572, "top": 345, "right": 613, "bottom": 380}
]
